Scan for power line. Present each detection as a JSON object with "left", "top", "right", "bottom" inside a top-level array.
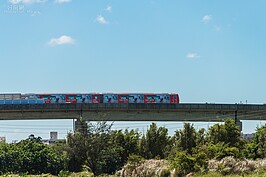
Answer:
[{"left": 0, "top": 110, "right": 264, "bottom": 136}]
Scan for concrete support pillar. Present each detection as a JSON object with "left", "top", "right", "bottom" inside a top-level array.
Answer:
[
  {"left": 74, "top": 119, "right": 81, "bottom": 131},
  {"left": 73, "top": 107, "right": 83, "bottom": 132},
  {"left": 236, "top": 120, "right": 242, "bottom": 131},
  {"left": 73, "top": 119, "right": 76, "bottom": 132},
  {"left": 74, "top": 118, "right": 88, "bottom": 133},
  {"left": 234, "top": 110, "right": 242, "bottom": 131}
]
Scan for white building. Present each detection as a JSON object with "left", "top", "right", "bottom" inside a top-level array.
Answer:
[
  {"left": 41, "top": 132, "right": 65, "bottom": 145},
  {"left": 0, "top": 137, "right": 6, "bottom": 143},
  {"left": 241, "top": 133, "right": 255, "bottom": 141}
]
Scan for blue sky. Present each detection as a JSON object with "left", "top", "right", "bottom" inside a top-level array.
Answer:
[{"left": 0, "top": 0, "right": 266, "bottom": 142}]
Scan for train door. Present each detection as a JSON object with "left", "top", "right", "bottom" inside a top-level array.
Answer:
[
  {"left": 154, "top": 94, "right": 170, "bottom": 103},
  {"left": 144, "top": 95, "right": 155, "bottom": 103},
  {"left": 66, "top": 95, "right": 77, "bottom": 103},
  {"left": 92, "top": 94, "right": 101, "bottom": 103},
  {"left": 118, "top": 95, "right": 129, "bottom": 103},
  {"left": 80, "top": 94, "right": 92, "bottom": 103},
  {"left": 38, "top": 95, "right": 51, "bottom": 104},
  {"left": 103, "top": 94, "right": 118, "bottom": 103},
  {"left": 50, "top": 94, "right": 66, "bottom": 103},
  {"left": 128, "top": 94, "right": 144, "bottom": 103}
]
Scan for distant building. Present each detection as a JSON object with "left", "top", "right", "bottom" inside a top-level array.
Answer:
[
  {"left": 241, "top": 133, "right": 255, "bottom": 141},
  {"left": 11, "top": 140, "right": 18, "bottom": 144},
  {"left": 50, "top": 131, "right": 58, "bottom": 140},
  {"left": 41, "top": 132, "right": 66, "bottom": 145},
  {"left": 0, "top": 137, "right": 6, "bottom": 143}
]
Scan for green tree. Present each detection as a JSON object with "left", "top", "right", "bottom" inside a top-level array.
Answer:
[
  {"left": 0, "top": 135, "right": 66, "bottom": 175},
  {"left": 196, "top": 128, "right": 207, "bottom": 146},
  {"left": 174, "top": 123, "right": 198, "bottom": 155},
  {"left": 140, "top": 123, "right": 171, "bottom": 159},
  {"left": 67, "top": 131, "right": 88, "bottom": 172},
  {"left": 18, "top": 136, "right": 66, "bottom": 175},
  {"left": 67, "top": 121, "right": 124, "bottom": 175},
  {"left": 67, "top": 120, "right": 89, "bottom": 172},
  {"left": 207, "top": 119, "right": 244, "bottom": 148},
  {"left": 170, "top": 151, "right": 196, "bottom": 177},
  {"left": 85, "top": 121, "right": 116, "bottom": 175},
  {"left": 206, "top": 142, "right": 240, "bottom": 159},
  {"left": 254, "top": 124, "right": 266, "bottom": 158},
  {"left": 111, "top": 129, "right": 140, "bottom": 164},
  {"left": 244, "top": 124, "right": 266, "bottom": 159}
]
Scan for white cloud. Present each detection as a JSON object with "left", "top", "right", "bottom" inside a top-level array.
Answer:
[
  {"left": 8, "top": 0, "right": 46, "bottom": 4},
  {"left": 54, "top": 0, "right": 71, "bottom": 3},
  {"left": 31, "top": 10, "right": 41, "bottom": 16},
  {"left": 106, "top": 5, "right": 112, "bottom": 12},
  {"left": 186, "top": 53, "right": 200, "bottom": 59},
  {"left": 96, "top": 15, "right": 108, "bottom": 24},
  {"left": 48, "top": 35, "right": 75, "bottom": 46},
  {"left": 202, "top": 15, "right": 212, "bottom": 24}
]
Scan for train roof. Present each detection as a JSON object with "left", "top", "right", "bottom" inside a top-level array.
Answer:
[{"left": 19, "top": 93, "right": 178, "bottom": 95}]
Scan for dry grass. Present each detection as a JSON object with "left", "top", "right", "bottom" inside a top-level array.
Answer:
[
  {"left": 208, "top": 156, "right": 266, "bottom": 175},
  {"left": 194, "top": 171, "right": 266, "bottom": 177},
  {"left": 0, "top": 171, "right": 93, "bottom": 177},
  {"left": 116, "top": 159, "right": 171, "bottom": 177},
  {"left": 2, "top": 158, "right": 266, "bottom": 177}
]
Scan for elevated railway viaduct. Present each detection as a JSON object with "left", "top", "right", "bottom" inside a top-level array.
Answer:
[{"left": 0, "top": 104, "right": 265, "bottom": 125}]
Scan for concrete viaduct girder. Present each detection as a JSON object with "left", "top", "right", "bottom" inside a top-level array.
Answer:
[{"left": 0, "top": 103, "right": 265, "bottom": 122}]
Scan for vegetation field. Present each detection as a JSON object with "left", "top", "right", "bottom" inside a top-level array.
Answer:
[
  {"left": 194, "top": 172, "right": 266, "bottom": 177},
  {"left": 1, "top": 119, "right": 266, "bottom": 176},
  {"left": 1, "top": 171, "right": 266, "bottom": 177},
  {"left": 0, "top": 171, "right": 93, "bottom": 177}
]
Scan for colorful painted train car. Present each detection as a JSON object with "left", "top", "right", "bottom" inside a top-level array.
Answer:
[{"left": 0, "top": 93, "right": 179, "bottom": 104}]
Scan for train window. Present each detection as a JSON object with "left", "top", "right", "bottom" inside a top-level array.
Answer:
[
  {"left": 95, "top": 96, "right": 98, "bottom": 99},
  {"left": 43, "top": 96, "right": 49, "bottom": 100},
  {"left": 76, "top": 96, "right": 82, "bottom": 100},
  {"left": 147, "top": 96, "right": 153, "bottom": 100},
  {"left": 50, "top": 96, "right": 56, "bottom": 101},
  {"left": 129, "top": 96, "right": 134, "bottom": 100},
  {"left": 121, "top": 96, "right": 127, "bottom": 100},
  {"left": 113, "top": 96, "right": 117, "bottom": 100},
  {"left": 154, "top": 96, "right": 160, "bottom": 100},
  {"left": 69, "top": 96, "right": 75, "bottom": 100}
]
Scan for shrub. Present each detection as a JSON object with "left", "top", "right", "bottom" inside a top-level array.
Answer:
[
  {"left": 170, "top": 151, "right": 195, "bottom": 177},
  {"left": 160, "top": 168, "right": 171, "bottom": 177}
]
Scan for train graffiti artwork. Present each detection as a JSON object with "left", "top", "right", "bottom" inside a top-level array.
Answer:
[{"left": 0, "top": 93, "right": 179, "bottom": 104}]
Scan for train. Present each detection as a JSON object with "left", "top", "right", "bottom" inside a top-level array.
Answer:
[{"left": 0, "top": 93, "right": 179, "bottom": 104}]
